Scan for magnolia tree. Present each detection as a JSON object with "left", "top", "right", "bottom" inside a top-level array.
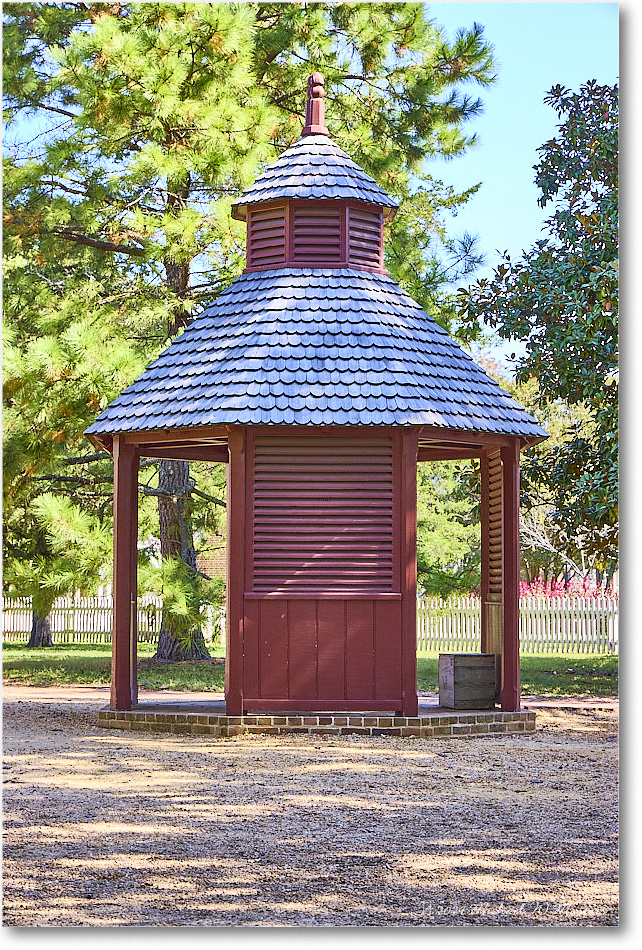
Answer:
[{"left": 458, "top": 81, "right": 618, "bottom": 576}]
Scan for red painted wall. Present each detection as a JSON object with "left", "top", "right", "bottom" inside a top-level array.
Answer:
[{"left": 225, "top": 426, "right": 418, "bottom": 714}]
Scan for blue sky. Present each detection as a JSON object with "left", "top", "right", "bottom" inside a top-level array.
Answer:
[{"left": 425, "top": 2, "right": 619, "bottom": 280}]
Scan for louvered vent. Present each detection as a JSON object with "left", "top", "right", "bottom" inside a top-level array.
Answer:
[
  {"left": 488, "top": 452, "right": 503, "bottom": 594},
  {"left": 292, "top": 205, "right": 343, "bottom": 263},
  {"left": 348, "top": 207, "right": 382, "bottom": 268},
  {"left": 248, "top": 205, "right": 286, "bottom": 268},
  {"left": 252, "top": 435, "right": 394, "bottom": 592}
]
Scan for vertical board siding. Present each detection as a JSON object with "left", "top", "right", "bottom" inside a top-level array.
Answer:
[
  {"left": 258, "top": 599, "right": 289, "bottom": 699},
  {"left": 345, "top": 600, "right": 375, "bottom": 700},
  {"left": 316, "top": 600, "right": 347, "bottom": 699},
  {"left": 242, "top": 599, "right": 260, "bottom": 699},
  {"left": 374, "top": 599, "right": 403, "bottom": 699},
  {"left": 288, "top": 599, "right": 318, "bottom": 700}
]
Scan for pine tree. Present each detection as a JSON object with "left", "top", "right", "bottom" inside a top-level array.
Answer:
[
  {"left": 2, "top": 237, "right": 151, "bottom": 643},
  {"left": 4, "top": 2, "right": 497, "bottom": 655}
]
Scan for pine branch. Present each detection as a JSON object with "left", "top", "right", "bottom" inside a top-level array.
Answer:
[
  {"left": 61, "top": 452, "right": 111, "bottom": 466},
  {"left": 54, "top": 227, "right": 146, "bottom": 257},
  {"left": 138, "top": 483, "right": 226, "bottom": 508},
  {"left": 28, "top": 100, "right": 80, "bottom": 120},
  {"left": 36, "top": 473, "right": 112, "bottom": 486},
  {"left": 191, "top": 487, "right": 226, "bottom": 508}
]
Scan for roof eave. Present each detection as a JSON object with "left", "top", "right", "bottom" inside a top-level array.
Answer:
[
  {"left": 231, "top": 197, "right": 398, "bottom": 222},
  {"left": 519, "top": 432, "right": 550, "bottom": 450},
  {"left": 86, "top": 431, "right": 113, "bottom": 454}
]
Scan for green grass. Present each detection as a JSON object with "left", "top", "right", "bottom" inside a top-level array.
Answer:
[
  {"left": 517, "top": 652, "right": 618, "bottom": 697},
  {"left": 2, "top": 641, "right": 226, "bottom": 692},
  {"left": 3, "top": 643, "right": 617, "bottom": 697}
]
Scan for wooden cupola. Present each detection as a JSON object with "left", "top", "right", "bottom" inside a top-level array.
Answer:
[{"left": 232, "top": 74, "right": 396, "bottom": 274}]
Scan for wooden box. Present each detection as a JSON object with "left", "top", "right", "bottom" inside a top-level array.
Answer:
[{"left": 438, "top": 653, "right": 497, "bottom": 709}]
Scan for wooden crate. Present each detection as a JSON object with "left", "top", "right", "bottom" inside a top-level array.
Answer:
[{"left": 438, "top": 653, "right": 497, "bottom": 709}]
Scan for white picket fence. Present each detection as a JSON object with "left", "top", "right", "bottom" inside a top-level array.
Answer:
[
  {"left": 417, "top": 595, "right": 618, "bottom": 654},
  {"left": 1, "top": 595, "right": 222, "bottom": 645},
  {"left": 3, "top": 594, "right": 618, "bottom": 654}
]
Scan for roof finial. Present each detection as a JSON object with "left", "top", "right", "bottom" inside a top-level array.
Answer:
[{"left": 302, "top": 72, "right": 329, "bottom": 136}]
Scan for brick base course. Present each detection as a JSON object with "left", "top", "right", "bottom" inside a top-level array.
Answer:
[{"left": 97, "top": 708, "right": 536, "bottom": 738}]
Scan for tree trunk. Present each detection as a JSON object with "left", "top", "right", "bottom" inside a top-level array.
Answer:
[
  {"left": 27, "top": 610, "right": 53, "bottom": 647},
  {"left": 154, "top": 624, "right": 210, "bottom": 662},
  {"left": 153, "top": 173, "right": 210, "bottom": 662},
  {"left": 153, "top": 458, "right": 211, "bottom": 661}
]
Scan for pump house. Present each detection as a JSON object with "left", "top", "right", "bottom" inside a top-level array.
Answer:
[{"left": 86, "top": 74, "right": 547, "bottom": 718}]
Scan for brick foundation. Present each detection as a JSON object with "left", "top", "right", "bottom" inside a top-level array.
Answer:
[{"left": 97, "top": 707, "right": 536, "bottom": 738}]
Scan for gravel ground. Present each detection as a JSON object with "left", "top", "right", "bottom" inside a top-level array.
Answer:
[{"left": 2, "top": 688, "right": 618, "bottom": 927}]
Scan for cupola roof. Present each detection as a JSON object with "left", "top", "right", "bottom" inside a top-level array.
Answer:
[{"left": 231, "top": 135, "right": 399, "bottom": 220}]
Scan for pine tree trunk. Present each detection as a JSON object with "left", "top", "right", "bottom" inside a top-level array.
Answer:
[
  {"left": 153, "top": 459, "right": 211, "bottom": 661},
  {"left": 153, "top": 175, "right": 210, "bottom": 662},
  {"left": 27, "top": 610, "right": 53, "bottom": 648}
]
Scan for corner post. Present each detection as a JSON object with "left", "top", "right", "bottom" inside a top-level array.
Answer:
[
  {"left": 111, "top": 435, "right": 139, "bottom": 710},
  {"left": 500, "top": 440, "right": 521, "bottom": 711},
  {"left": 480, "top": 450, "right": 490, "bottom": 652},
  {"left": 400, "top": 429, "right": 419, "bottom": 716},
  {"left": 225, "top": 426, "right": 246, "bottom": 715}
]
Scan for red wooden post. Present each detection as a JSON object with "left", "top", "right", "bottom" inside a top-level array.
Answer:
[
  {"left": 480, "top": 450, "right": 490, "bottom": 653},
  {"left": 400, "top": 429, "right": 419, "bottom": 716},
  {"left": 500, "top": 440, "right": 521, "bottom": 711},
  {"left": 111, "top": 435, "right": 139, "bottom": 710},
  {"left": 225, "top": 426, "right": 246, "bottom": 715}
]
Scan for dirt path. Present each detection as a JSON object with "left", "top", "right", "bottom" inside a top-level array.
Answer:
[{"left": 2, "top": 687, "right": 618, "bottom": 927}]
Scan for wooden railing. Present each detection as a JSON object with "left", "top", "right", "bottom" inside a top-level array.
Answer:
[{"left": 3, "top": 594, "right": 618, "bottom": 654}]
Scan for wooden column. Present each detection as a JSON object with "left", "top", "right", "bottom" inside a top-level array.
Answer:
[
  {"left": 481, "top": 449, "right": 503, "bottom": 700},
  {"left": 480, "top": 450, "right": 490, "bottom": 651},
  {"left": 500, "top": 440, "right": 521, "bottom": 711},
  {"left": 225, "top": 426, "right": 246, "bottom": 715},
  {"left": 400, "top": 429, "right": 419, "bottom": 716},
  {"left": 111, "top": 435, "right": 139, "bottom": 711}
]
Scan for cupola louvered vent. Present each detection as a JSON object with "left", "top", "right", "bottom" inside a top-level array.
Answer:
[
  {"left": 348, "top": 207, "right": 383, "bottom": 268},
  {"left": 252, "top": 434, "right": 395, "bottom": 593},
  {"left": 292, "top": 204, "right": 343, "bottom": 264},
  {"left": 247, "top": 205, "right": 286, "bottom": 268}
]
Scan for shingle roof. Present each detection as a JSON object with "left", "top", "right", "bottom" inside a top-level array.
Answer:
[
  {"left": 86, "top": 268, "right": 547, "bottom": 440},
  {"left": 231, "top": 135, "right": 399, "bottom": 218}
]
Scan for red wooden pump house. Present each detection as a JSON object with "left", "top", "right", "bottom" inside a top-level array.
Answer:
[{"left": 86, "top": 75, "right": 547, "bottom": 718}]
